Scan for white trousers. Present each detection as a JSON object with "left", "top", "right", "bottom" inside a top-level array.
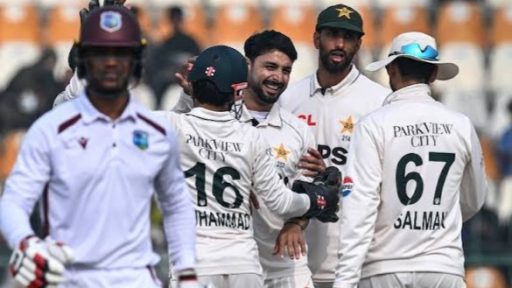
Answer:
[
  {"left": 264, "top": 273, "right": 314, "bottom": 288},
  {"left": 359, "top": 272, "right": 465, "bottom": 288},
  {"left": 61, "top": 266, "right": 161, "bottom": 287},
  {"left": 171, "top": 273, "right": 263, "bottom": 288}
]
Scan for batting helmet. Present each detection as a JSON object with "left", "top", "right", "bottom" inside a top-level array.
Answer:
[
  {"left": 76, "top": 5, "right": 145, "bottom": 79},
  {"left": 189, "top": 45, "right": 248, "bottom": 94}
]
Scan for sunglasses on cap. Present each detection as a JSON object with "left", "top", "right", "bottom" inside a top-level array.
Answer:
[{"left": 389, "top": 43, "right": 439, "bottom": 61}]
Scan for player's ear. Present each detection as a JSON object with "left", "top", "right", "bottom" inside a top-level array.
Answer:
[
  {"left": 428, "top": 65, "right": 438, "bottom": 84},
  {"left": 313, "top": 31, "right": 320, "bottom": 49}
]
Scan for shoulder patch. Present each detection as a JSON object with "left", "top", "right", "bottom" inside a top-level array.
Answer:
[
  {"left": 137, "top": 113, "right": 166, "bottom": 136},
  {"left": 58, "top": 114, "right": 81, "bottom": 134}
]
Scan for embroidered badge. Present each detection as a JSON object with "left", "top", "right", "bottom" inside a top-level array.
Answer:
[
  {"left": 340, "top": 115, "right": 355, "bottom": 134},
  {"left": 100, "top": 11, "right": 122, "bottom": 33},
  {"left": 133, "top": 130, "right": 149, "bottom": 150},
  {"left": 205, "top": 66, "right": 216, "bottom": 77},
  {"left": 274, "top": 144, "right": 290, "bottom": 161}
]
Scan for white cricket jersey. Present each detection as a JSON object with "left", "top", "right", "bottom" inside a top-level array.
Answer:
[
  {"left": 239, "top": 104, "right": 316, "bottom": 280},
  {"left": 334, "top": 84, "right": 487, "bottom": 288},
  {"left": 279, "top": 66, "right": 390, "bottom": 282},
  {"left": 0, "top": 92, "right": 196, "bottom": 272},
  {"left": 160, "top": 107, "right": 311, "bottom": 276}
]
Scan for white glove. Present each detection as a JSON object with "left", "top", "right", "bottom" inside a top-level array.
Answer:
[
  {"left": 176, "top": 269, "right": 215, "bottom": 288},
  {"left": 9, "top": 236, "right": 74, "bottom": 288}
]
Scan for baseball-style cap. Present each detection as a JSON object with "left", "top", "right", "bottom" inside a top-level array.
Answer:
[
  {"left": 316, "top": 4, "right": 364, "bottom": 35},
  {"left": 189, "top": 45, "right": 248, "bottom": 93},
  {"left": 366, "top": 32, "right": 459, "bottom": 80}
]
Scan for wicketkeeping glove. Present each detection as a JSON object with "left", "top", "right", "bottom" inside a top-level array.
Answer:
[
  {"left": 292, "top": 166, "right": 342, "bottom": 223},
  {"left": 9, "top": 236, "right": 75, "bottom": 288}
]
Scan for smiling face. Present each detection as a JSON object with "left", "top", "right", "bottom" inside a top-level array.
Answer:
[
  {"left": 82, "top": 46, "right": 135, "bottom": 97},
  {"left": 314, "top": 27, "right": 361, "bottom": 74},
  {"left": 247, "top": 49, "right": 293, "bottom": 106}
]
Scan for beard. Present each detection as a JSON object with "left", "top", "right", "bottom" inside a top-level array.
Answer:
[
  {"left": 320, "top": 49, "right": 354, "bottom": 74},
  {"left": 87, "top": 77, "right": 130, "bottom": 99},
  {"left": 250, "top": 79, "right": 285, "bottom": 105}
]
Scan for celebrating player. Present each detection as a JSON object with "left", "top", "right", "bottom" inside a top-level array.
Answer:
[
  {"left": 334, "top": 32, "right": 487, "bottom": 288},
  {"left": 0, "top": 6, "right": 197, "bottom": 288},
  {"left": 277, "top": 4, "right": 390, "bottom": 287},
  {"left": 173, "top": 30, "right": 325, "bottom": 287},
  {"left": 160, "top": 45, "right": 341, "bottom": 288}
]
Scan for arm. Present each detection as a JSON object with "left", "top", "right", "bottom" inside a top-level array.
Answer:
[
  {"left": 252, "top": 156, "right": 311, "bottom": 219},
  {"left": 53, "top": 72, "right": 84, "bottom": 107},
  {"left": 0, "top": 123, "right": 51, "bottom": 248},
  {"left": 154, "top": 129, "right": 196, "bottom": 272},
  {"left": 171, "top": 57, "right": 196, "bottom": 113},
  {"left": 459, "top": 125, "right": 487, "bottom": 222},
  {"left": 334, "top": 121, "right": 381, "bottom": 288},
  {"left": 273, "top": 217, "right": 309, "bottom": 259},
  {"left": 251, "top": 134, "right": 310, "bottom": 219}
]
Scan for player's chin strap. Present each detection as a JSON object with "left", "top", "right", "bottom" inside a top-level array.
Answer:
[
  {"left": 230, "top": 82, "right": 248, "bottom": 120},
  {"left": 231, "top": 99, "right": 244, "bottom": 120}
]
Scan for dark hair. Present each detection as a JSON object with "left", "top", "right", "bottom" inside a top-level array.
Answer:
[
  {"left": 394, "top": 58, "right": 436, "bottom": 84},
  {"left": 167, "top": 6, "right": 184, "bottom": 22},
  {"left": 244, "top": 30, "right": 297, "bottom": 62},
  {"left": 192, "top": 79, "right": 233, "bottom": 106}
]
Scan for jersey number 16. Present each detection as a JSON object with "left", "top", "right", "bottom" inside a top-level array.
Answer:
[{"left": 185, "top": 162, "right": 243, "bottom": 209}]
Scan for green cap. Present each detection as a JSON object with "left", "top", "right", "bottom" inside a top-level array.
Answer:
[
  {"left": 316, "top": 4, "right": 364, "bottom": 35},
  {"left": 189, "top": 45, "right": 248, "bottom": 93}
]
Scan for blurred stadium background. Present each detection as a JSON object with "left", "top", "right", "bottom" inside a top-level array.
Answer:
[{"left": 0, "top": 0, "right": 511, "bottom": 287}]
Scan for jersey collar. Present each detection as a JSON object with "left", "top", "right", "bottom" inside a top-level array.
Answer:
[
  {"left": 309, "top": 64, "right": 361, "bottom": 97},
  {"left": 238, "top": 102, "right": 283, "bottom": 127},
  {"left": 75, "top": 91, "right": 138, "bottom": 124},
  {"left": 383, "top": 83, "right": 434, "bottom": 105},
  {"left": 187, "top": 107, "right": 236, "bottom": 122}
]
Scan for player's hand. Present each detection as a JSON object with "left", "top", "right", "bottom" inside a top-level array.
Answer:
[
  {"left": 79, "top": 0, "right": 100, "bottom": 25},
  {"left": 176, "top": 269, "right": 215, "bottom": 288},
  {"left": 292, "top": 166, "right": 341, "bottom": 222},
  {"left": 9, "top": 236, "right": 74, "bottom": 288},
  {"left": 175, "top": 57, "right": 196, "bottom": 96},
  {"left": 298, "top": 148, "right": 326, "bottom": 177},
  {"left": 273, "top": 219, "right": 308, "bottom": 260}
]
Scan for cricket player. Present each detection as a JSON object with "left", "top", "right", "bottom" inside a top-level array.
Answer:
[
  {"left": 160, "top": 45, "right": 341, "bottom": 288},
  {"left": 277, "top": 4, "right": 390, "bottom": 287},
  {"left": 173, "top": 30, "right": 325, "bottom": 288},
  {"left": 172, "top": 30, "right": 324, "bottom": 287},
  {"left": 0, "top": 6, "right": 199, "bottom": 288},
  {"left": 334, "top": 32, "right": 487, "bottom": 288}
]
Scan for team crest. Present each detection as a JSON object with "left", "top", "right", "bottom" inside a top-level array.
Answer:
[
  {"left": 341, "top": 176, "right": 353, "bottom": 197},
  {"left": 205, "top": 66, "right": 216, "bottom": 77},
  {"left": 100, "top": 11, "right": 123, "bottom": 33},
  {"left": 273, "top": 144, "right": 290, "bottom": 161},
  {"left": 340, "top": 115, "right": 354, "bottom": 134},
  {"left": 133, "top": 130, "right": 149, "bottom": 150}
]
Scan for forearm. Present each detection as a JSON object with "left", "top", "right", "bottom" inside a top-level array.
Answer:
[
  {"left": 0, "top": 196, "right": 34, "bottom": 249},
  {"left": 161, "top": 192, "right": 196, "bottom": 271}
]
